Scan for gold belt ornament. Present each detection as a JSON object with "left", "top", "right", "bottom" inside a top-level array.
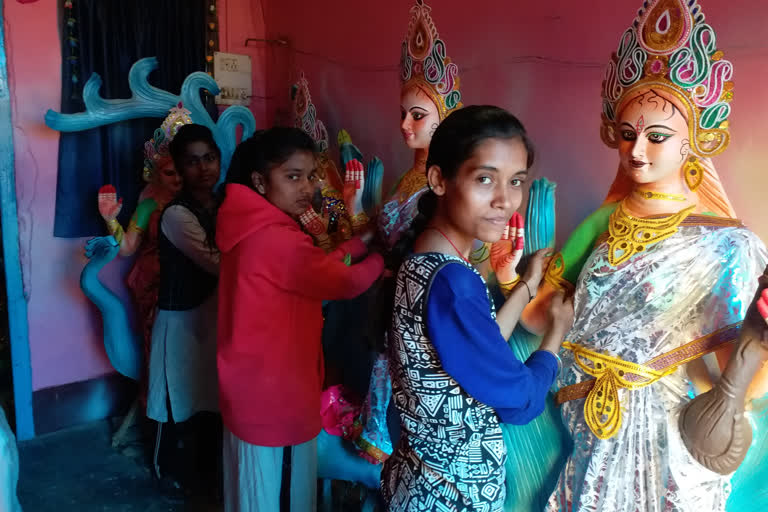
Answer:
[
  {"left": 557, "top": 323, "right": 743, "bottom": 440},
  {"left": 562, "top": 342, "right": 677, "bottom": 440}
]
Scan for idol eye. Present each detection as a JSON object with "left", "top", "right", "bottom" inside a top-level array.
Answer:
[
  {"left": 511, "top": 179, "right": 524, "bottom": 187},
  {"left": 621, "top": 130, "right": 637, "bottom": 141},
  {"left": 412, "top": 112, "right": 425, "bottom": 121},
  {"left": 648, "top": 132, "right": 672, "bottom": 144},
  {"left": 477, "top": 176, "right": 492, "bottom": 185}
]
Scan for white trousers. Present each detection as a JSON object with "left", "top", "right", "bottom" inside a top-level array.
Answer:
[{"left": 223, "top": 429, "right": 317, "bottom": 512}]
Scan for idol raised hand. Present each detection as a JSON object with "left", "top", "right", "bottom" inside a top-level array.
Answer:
[
  {"left": 490, "top": 212, "right": 525, "bottom": 295},
  {"left": 679, "top": 266, "right": 768, "bottom": 474},
  {"left": 98, "top": 184, "right": 123, "bottom": 223},
  {"left": 299, "top": 206, "right": 332, "bottom": 253},
  {"left": 98, "top": 184, "right": 125, "bottom": 243},
  {"left": 343, "top": 158, "right": 366, "bottom": 218}
]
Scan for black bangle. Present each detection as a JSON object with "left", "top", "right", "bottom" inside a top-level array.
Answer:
[{"left": 520, "top": 280, "right": 534, "bottom": 303}]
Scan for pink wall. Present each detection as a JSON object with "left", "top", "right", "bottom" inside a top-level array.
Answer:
[
  {"left": 6, "top": 0, "right": 116, "bottom": 391},
  {"left": 4, "top": 0, "right": 264, "bottom": 393},
  {"left": 260, "top": 0, "right": 768, "bottom": 245},
  {"left": 219, "top": 0, "right": 270, "bottom": 126}
]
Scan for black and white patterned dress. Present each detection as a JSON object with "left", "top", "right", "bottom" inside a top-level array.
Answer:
[{"left": 381, "top": 253, "right": 506, "bottom": 512}]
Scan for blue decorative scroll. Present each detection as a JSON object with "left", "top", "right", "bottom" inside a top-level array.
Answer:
[
  {"left": 80, "top": 236, "right": 141, "bottom": 381},
  {"left": 45, "top": 57, "right": 257, "bottom": 177}
]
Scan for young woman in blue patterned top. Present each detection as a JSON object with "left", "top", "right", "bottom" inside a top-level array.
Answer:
[{"left": 381, "top": 105, "right": 574, "bottom": 511}]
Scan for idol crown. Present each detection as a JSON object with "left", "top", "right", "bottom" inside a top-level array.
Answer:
[
  {"left": 601, "top": 0, "right": 733, "bottom": 156},
  {"left": 143, "top": 102, "right": 193, "bottom": 181},
  {"left": 400, "top": 0, "right": 462, "bottom": 119}
]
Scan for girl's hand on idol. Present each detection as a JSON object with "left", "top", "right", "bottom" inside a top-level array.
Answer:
[
  {"left": 490, "top": 212, "right": 525, "bottom": 286},
  {"left": 522, "top": 248, "right": 553, "bottom": 293},
  {"left": 548, "top": 290, "right": 575, "bottom": 337},
  {"left": 98, "top": 184, "right": 123, "bottom": 222}
]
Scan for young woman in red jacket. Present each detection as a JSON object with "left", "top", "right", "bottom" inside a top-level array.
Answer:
[{"left": 216, "top": 127, "right": 384, "bottom": 511}]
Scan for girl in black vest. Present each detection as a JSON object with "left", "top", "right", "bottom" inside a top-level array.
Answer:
[
  {"left": 147, "top": 124, "right": 221, "bottom": 499},
  {"left": 381, "top": 106, "right": 574, "bottom": 511}
]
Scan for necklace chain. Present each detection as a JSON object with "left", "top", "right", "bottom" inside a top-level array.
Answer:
[
  {"left": 635, "top": 188, "right": 687, "bottom": 202},
  {"left": 427, "top": 226, "right": 471, "bottom": 264}
]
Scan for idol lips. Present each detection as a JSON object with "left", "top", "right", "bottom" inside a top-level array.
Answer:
[
  {"left": 630, "top": 158, "right": 648, "bottom": 169},
  {"left": 402, "top": 130, "right": 415, "bottom": 141}
]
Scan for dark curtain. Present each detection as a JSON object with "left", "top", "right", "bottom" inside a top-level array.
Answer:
[{"left": 54, "top": 0, "right": 209, "bottom": 237}]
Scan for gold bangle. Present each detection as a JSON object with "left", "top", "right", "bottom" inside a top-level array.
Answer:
[
  {"left": 498, "top": 275, "right": 521, "bottom": 290},
  {"left": 127, "top": 219, "right": 145, "bottom": 235}
]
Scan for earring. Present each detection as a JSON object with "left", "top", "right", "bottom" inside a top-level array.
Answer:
[{"left": 683, "top": 156, "right": 704, "bottom": 192}]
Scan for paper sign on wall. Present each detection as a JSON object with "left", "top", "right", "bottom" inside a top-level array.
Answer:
[{"left": 213, "top": 52, "right": 251, "bottom": 105}]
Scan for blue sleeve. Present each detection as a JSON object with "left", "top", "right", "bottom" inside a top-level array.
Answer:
[{"left": 426, "top": 263, "right": 559, "bottom": 425}]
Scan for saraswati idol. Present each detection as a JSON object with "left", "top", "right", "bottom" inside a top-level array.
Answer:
[
  {"left": 97, "top": 103, "right": 191, "bottom": 364},
  {"left": 517, "top": 1, "right": 768, "bottom": 510},
  {"left": 292, "top": 72, "right": 369, "bottom": 252},
  {"left": 378, "top": 0, "right": 462, "bottom": 249}
]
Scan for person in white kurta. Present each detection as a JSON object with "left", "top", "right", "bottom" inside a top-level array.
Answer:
[{"left": 147, "top": 202, "right": 219, "bottom": 423}]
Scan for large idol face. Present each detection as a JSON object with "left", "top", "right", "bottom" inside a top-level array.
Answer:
[
  {"left": 400, "top": 84, "right": 440, "bottom": 150},
  {"left": 616, "top": 89, "right": 691, "bottom": 187}
]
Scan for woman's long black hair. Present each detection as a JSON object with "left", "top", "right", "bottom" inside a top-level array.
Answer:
[{"left": 376, "top": 105, "right": 535, "bottom": 347}]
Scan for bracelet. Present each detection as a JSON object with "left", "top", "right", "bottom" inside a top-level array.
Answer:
[
  {"left": 519, "top": 280, "right": 534, "bottom": 303},
  {"left": 497, "top": 275, "right": 520, "bottom": 291},
  {"left": 127, "top": 219, "right": 145, "bottom": 235},
  {"left": 106, "top": 219, "right": 124, "bottom": 244},
  {"left": 541, "top": 349, "right": 563, "bottom": 373}
]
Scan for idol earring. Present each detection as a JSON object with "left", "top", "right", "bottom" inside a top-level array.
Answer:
[{"left": 683, "top": 156, "right": 704, "bottom": 192}]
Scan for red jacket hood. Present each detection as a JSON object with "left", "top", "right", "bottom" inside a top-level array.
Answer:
[{"left": 216, "top": 183, "right": 299, "bottom": 253}]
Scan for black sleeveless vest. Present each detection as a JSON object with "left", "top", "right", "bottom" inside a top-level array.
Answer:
[{"left": 157, "top": 196, "right": 218, "bottom": 311}]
